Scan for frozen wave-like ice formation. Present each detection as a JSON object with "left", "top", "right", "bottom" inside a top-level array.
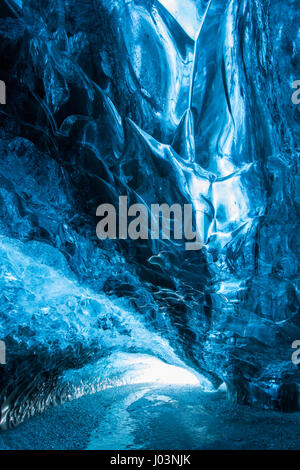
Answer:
[{"left": 0, "top": 0, "right": 299, "bottom": 428}]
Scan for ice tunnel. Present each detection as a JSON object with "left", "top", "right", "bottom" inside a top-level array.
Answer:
[{"left": 0, "top": 0, "right": 299, "bottom": 431}]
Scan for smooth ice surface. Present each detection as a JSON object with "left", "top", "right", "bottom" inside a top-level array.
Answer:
[{"left": 0, "top": 0, "right": 299, "bottom": 432}]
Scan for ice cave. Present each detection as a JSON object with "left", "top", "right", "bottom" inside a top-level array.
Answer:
[{"left": 0, "top": 0, "right": 299, "bottom": 451}]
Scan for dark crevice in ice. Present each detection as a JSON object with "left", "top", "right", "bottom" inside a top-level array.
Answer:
[{"left": 0, "top": 0, "right": 299, "bottom": 429}]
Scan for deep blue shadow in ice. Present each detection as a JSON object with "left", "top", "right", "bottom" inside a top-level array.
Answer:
[{"left": 0, "top": 0, "right": 299, "bottom": 431}]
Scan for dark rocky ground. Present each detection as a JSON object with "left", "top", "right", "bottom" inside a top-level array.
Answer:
[{"left": 0, "top": 384, "right": 299, "bottom": 450}]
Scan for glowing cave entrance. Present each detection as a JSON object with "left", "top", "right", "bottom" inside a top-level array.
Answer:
[{"left": 111, "top": 354, "right": 206, "bottom": 387}]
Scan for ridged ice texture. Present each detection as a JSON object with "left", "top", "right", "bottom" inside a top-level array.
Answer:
[{"left": 0, "top": 0, "right": 299, "bottom": 427}]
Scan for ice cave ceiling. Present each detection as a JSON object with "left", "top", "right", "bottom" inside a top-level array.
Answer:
[{"left": 0, "top": 0, "right": 299, "bottom": 428}]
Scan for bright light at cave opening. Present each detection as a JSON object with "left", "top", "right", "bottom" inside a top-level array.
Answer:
[{"left": 114, "top": 354, "right": 213, "bottom": 389}]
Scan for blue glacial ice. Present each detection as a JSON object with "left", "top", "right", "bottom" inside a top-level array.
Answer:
[{"left": 0, "top": 0, "right": 299, "bottom": 429}]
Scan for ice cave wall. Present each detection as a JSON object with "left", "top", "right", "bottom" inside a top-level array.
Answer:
[{"left": 0, "top": 0, "right": 299, "bottom": 427}]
